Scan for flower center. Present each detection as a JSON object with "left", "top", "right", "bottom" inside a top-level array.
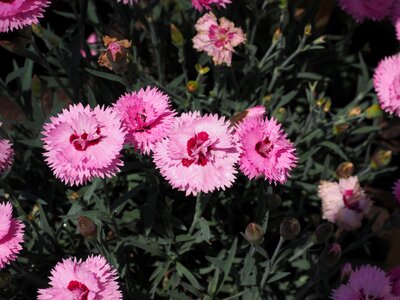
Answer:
[
  {"left": 0, "top": 0, "right": 14, "bottom": 3},
  {"left": 342, "top": 189, "right": 361, "bottom": 211},
  {"left": 209, "top": 25, "right": 233, "bottom": 48},
  {"left": 69, "top": 128, "right": 102, "bottom": 151},
  {"left": 67, "top": 280, "right": 89, "bottom": 300},
  {"left": 132, "top": 111, "right": 151, "bottom": 132},
  {"left": 182, "top": 131, "right": 210, "bottom": 167},
  {"left": 255, "top": 138, "right": 273, "bottom": 158}
]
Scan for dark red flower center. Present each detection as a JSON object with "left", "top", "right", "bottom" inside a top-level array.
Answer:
[
  {"left": 342, "top": 189, "right": 361, "bottom": 212},
  {"left": 70, "top": 128, "right": 102, "bottom": 151},
  {"left": 0, "top": 0, "right": 14, "bottom": 3},
  {"left": 182, "top": 131, "right": 210, "bottom": 167},
  {"left": 67, "top": 280, "right": 89, "bottom": 300},
  {"left": 358, "top": 289, "right": 384, "bottom": 300},
  {"left": 132, "top": 111, "right": 151, "bottom": 132},
  {"left": 255, "top": 138, "right": 273, "bottom": 158}
]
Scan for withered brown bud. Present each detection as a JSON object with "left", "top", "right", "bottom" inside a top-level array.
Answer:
[
  {"left": 335, "top": 162, "right": 354, "bottom": 179},
  {"left": 78, "top": 216, "right": 97, "bottom": 240},
  {"left": 244, "top": 223, "right": 264, "bottom": 244},
  {"left": 280, "top": 217, "right": 301, "bottom": 240},
  {"left": 186, "top": 81, "right": 199, "bottom": 94}
]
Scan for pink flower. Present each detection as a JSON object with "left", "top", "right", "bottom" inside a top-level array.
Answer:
[
  {"left": 153, "top": 112, "right": 240, "bottom": 196},
  {"left": 389, "top": 266, "right": 400, "bottom": 296},
  {"left": 373, "top": 54, "right": 400, "bottom": 117},
  {"left": 318, "top": 177, "right": 372, "bottom": 231},
  {"left": 116, "top": 0, "right": 137, "bottom": 4},
  {"left": 42, "top": 103, "right": 126, "bottom": 186},
  {"left": 0, "top": 0, "right": 50, "bottom": 33},
  {"left": 236, "top": 117, "right": 297, "bottom": 184},
  {"left": 0, "top": 202, "right": 25, "bottom": 269},
  {"left": 37, "top": 255, "right": 122, "bottom": 300},
  {"left": 81, "top": 33, "right": 99, "bottom": 58},
  {"left": 193, "top": 12, "right": 246, "bottom": 66},
  {"left": 191, "top": 0, "right": 231, "bottom": 11},
  {"left": 113, "top": 87, "right": 176, "bottom": 154},
  {"left": 396, "top": 19, "right": 400, "bottom": 41},
  {"left": 337, "top": 0, "right": 395, "bottom": 22},
  {"left": 393, "top": 179, "right": 400, "bottom": 204},
  {"left": 331, "top": 265, "right": 394, "bottom": 300},
  {"left": 0, "top": 123, "right": 14, "bottom": 173}
]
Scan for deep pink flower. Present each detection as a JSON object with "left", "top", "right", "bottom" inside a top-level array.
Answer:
[
  {"left": 0, "top": 123, "right": 14, "bottom": 173},
  {"left": 318, "top": 177, "right": 372, "bottom": 231},
  {"left": 42, "top": 104, "right": 126, "bottom": 186},
  {"left": 193, "top": 12, "right": 246, "bottom": 66},
  {"left": 0, "top": 0, "right": 50, "bottom": 33},
  {"left": 113, "top": 87, "right": 176, "bottom": 154},
  {"left": 0, "top": 202, "right": 25, "bottom": 269},
  {"left": 331, "top": 265, "right": 394, "bottom": 300},
  {"left": 153, "top": 112, "right": 240, "bottom": 196},
  {"left": 389, "top": 266, "right": 400, "bottom": 296},
  {"left": 373, "top": 54, "right": 400, "bottom": 117},
  {"left": 393, "top": 179, "right": 400, "bottom": 204},
  {"left": 191, "top": 0, "right": 231, "bottom": 11},
  {"left": 337, "top": 0, "right": 395, "bottom": 22},
  {"left": 81, "top": 33, "right": 99, "bottom": 58},
  {"left": 236, "top": 116, "right": 297, "bottom": 184},
  {"left": 37, "top": 255, "right": 122, "bottom": 300}
]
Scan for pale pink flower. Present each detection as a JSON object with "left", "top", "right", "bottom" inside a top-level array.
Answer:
[
  {"left": 0, "top": 123, "right": 14, "bottom": 173},
  {"left": 389, "top": 266, "right": 400, "bottom": 296},
  {"left": 113, "top": 87, "right": 176, "bottom": 154},
  {"left": 37, "top": 255, "right": 122, "bottom": 300},
  {"left": 81, "top": 33, "right": 99, "bottom": 58},
  {"left": 318, "top": 177, "right": 372, "bottom": 231},
  {"left": 337, "top": 0, "right": 395, "bottom": 22},
  {"left": 373, "top": 54, "right": 400, "bottom": 117},
  {"left": 193, "top": 12, "right": 246, "bottom": 66},
  {"left": 116, "top": 0, "right": 137, "bottom": 4},
  {"left": 191, "top": 0, "right": 231, "bottom": 11},
  {"left": 153, "top": 112, "right": 240, "bottom": 196},
  {"left": 42, "top": 103, "right": 126, "bottom": 186},
  {"left": 0, "top": 0, "right": 50, "bottom": 33},
  {"left": 0, "top": 202, "right": 25, "bottom": 269},
  {"left": 331, "top": 265, "right": 394, "bottom": 300},
  {"left": 393, "top": 179, "right": 400, "bottom": 204},
  {"left": 236, "top": 117, "right": 297, "bottom": 184}
]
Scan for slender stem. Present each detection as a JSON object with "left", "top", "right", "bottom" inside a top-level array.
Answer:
[
  {"left": 188, "top": 193, "right": 207, "bottom": 234},
  {"left": 260, "top": 236, "right": 285, "bottom": 289}
]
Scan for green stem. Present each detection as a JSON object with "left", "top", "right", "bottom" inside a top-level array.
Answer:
[
  {"left": 188, "top": 193, "right": 208, "bottom": 234},
  {"left": 260, "top": 236, "right": 285, "bottom": 289}
]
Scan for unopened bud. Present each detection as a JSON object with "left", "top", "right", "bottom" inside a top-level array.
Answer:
[
  {"left": 266, "top": 193, "right": 281, "bottom": 210},
  {"left": 195, "top": 64, "right": 210, "bottom": 75},
  {"left": 313, "top": 223, "right": 334, "bottom": 244},
  {"left": 274, "top": 107, "right": 287, "bottom": 122},
  {"left": 78, "top": 216, "right": 97, "bottom": 240},
  {"left": 0, "top": 270, "right": 12, "bottom": 289},
  {"left": 186, "top": 81, "right": 199, "bottom": 94},
  {"left": 304, "top": 23, "right": 312, "bottom": 36},
  {"left": 273, "top": 28, "right": 282, "bottom": 44},
  {"left": 318, "top": 243, "right": 341, "bottom": 270},
  {"left": 323, "top": 99, "right": 331, "bottom": 112},
  {"left": 348, "top": 106, "right": 362, "bottom": 117},
  {"left": 245, "top": 223, "right": 264, "bottom": 244},
  {"left": 365, "top": 104, "right": 383, "bottom": 119},
  {"left": 333, "top": 123, "right": 349, "bottom": 135},
  {"left": 280, "top": 217, "right": 301, "bottom": 240},
  {"left": 170, "top": 24, "right": 185, "bottom": 47},
  {"left": 31, "top": 24, "right": 42, "bottom": 36},
  {"left": 371, "top": 150, "right": 392, "bottom": 170},
  {"left": 31, "top": 75, "right": 42, "bottom": 99},
  {"left": 335, "top": 162, "right": 354, "bottom": 179},
  {"left": 340, "top": 263, "right": 352, "bottom": 282},
  {"left": 67, "top": 191, "right": 80, "bottom": 202},
  {"left": 27, "top": 203, "right": 40, "bottom": 222}
]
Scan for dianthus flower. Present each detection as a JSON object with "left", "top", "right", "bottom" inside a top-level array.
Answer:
[
  {"left": 42, "top": 103, "right": 125, "bottom": 186},
  {"left": 193, "top": 12, "right": 246, "bottom": 66},
  {"left": 230, "top": 105, "right": 266, "bottom": 127},
  {"left": 331, "top": 265, "right": 394, "bottom": 300},
  {"left": 153, "top": 112, "right": 240, "bottom": 196},
  {"left": 0, "top": 202, "right": 25, "bottom": 269},
  {"left": 236, "top": 116, "right": 297, "bottom": 184},
  {"left": 318, "top": 177, "right": 372, "bottom": 231},
  {"left": 393, "top": 179, "right": 400, "bottom": 204},
  {"left": 113, "top": 87, "right": 176, "bottom": 154},
  {"left": 116, "top": 0, "right": 137, "bottom": 4},
  {"left": 0, "top": 122, "right": 14, "bottom": 173},
  {"left": 98, "top": 36, "right": 132, "bottom": 74},
  {"left": 0, "top": 0, "right": 50, "bottom": 33},
  {"left": 191, "top": 0, "right": 231, "bottom": 11},
  {"left": 337, "top": 0, "right": 394, "bottom": 22},
  {"left": 37, "top": 255, "right": 122, "bottom": 300},
  {"left": 373, "top": 54, "right": 400, "bottom": 117},
  {"left": 389, "top": 266, "right": 400, "bottom": 296}
]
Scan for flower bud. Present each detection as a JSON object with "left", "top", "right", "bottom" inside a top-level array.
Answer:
[
  {"left": 31, "top": 24, "right": 42, "bottom": 36},
  {"left": 0, "top": 270, "right": 12, "bottom": 289},
  {"left": 371, "top": 150, "right": 392, "bottom": 170},
  {"left": 195, "top": 64, "right": 210, "bottom": 75},
  {"left": 266, "top": 193, "right": 281, "bottom": 210},
  {"left": 304, "top": 23, "right": 312, "bottom": 36},
  {"left": 323, "top": 99, "right": 331, "bottom": 113},
  {"left": 78, "top": 216, "right": 97, "bottom": 240},
  {"left": 335, "top": 162, "right": 354, "bottom": 179},
  {"left": 313, "top": 223, "right": 334, "bottom": 244},
  {"left": 318, "top": 243, "right": 341, "bottom": 270},
  {"left": 170, "top": 24, "right": 185, "bottom": 47},
  {"left": 348, "top": 106, "right": 362, "bottom": 117},
  {"left": 245, "top": 223, "right": 264, "bottom": 244},
  {"left": 333, "top": 123, "right": 349, "bottom": 135},
  {"left": 280, "top": 217, "right": 301, "bottom": 240},
  {"left": 340, "top": 263, "right": 352, "bottom": 283},
  {"left": 186, "top": 81, "right": 199, "bottom": 94},
  {"left": 272, "top": 28, "right": 282, "bottom": 44},
  {"left": 98, "top": 36, "right": 132, "bottom": 75},
  {"left": 365, "top": 104, "right": 383, "bottom": 119},
  {"left": 273, "top": 107, "right": 287, "bottom": 123},
  {"left": 67, "top": 191, "right": 80, "bottom": 202}
]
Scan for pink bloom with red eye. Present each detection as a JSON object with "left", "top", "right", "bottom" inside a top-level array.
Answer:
[
  {"left": 0, "top": 123, "right": 14, "bottom": 173},
  {"left": 331, "top": 265, "right": 394, "bottom": 300},
  {"left": 236, "top": 117, "right": 297, "bottom": 184},
  {"left": 318, "top": 176, "right": 372, "bottom": 231},
  {"left": 0, "top": 202, "right": 25, "bottom": 269},
  {"left": 193, "top": 12, "right": 246, "bottom": 66},
  {"left": 153, "top": 112, "right": 240, "bottom": 196},
  {"left": 0, "top": 0, "right": 50, "bottom": 33},
  {"left": 114, "top": 87, "right": 176, "bottom": 154},
  {"left": 393, "top": 179, "right": 400, "bottom": 204},
  {"left": 37, "top": 255, "right": 122, "bottom": 300},
  {"left": 337, "top": 0, "right": 395, "bottom": 22},
  {"left": 42, "top": 103, "right": 126, "bottom": 186},
  {"left": 191, "top": 0, "right": 231, "bottom": 11},
  {"left": 389, "top": 266, "right": 400, "bottom": 296}
]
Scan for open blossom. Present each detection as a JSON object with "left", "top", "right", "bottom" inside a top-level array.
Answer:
[
  {"left": 191, "top": 0, "right": 231, "bottom": 11},
  {"left": 236, "top": 116, "right": 297, "bottom": 184},
  {"left": 393, "top": 179, "right": 400, "bottom": 204},
  {"left": 0, "top": 123, "right": 14, "bottom": 173},
  {"left": 318, "top": 177, "right": 372, "bottom": 231},
  {"left": 37, "top": 255, "right": 122, "bottom": 300},
  {"left": 0, "top": 0, "right": 50, "bottom": 33},
  {"left": 193, "top": 12, "right": 246, "bottom": 66},
  {"left": 374, "top": 54, "right": 400, "bottom": 117},
  {"left": 42, "top": 103, "right": 126, "bottom": 186},
  {"left": 337, "top": 0, "right": 395, "bottom": 22},
  {"left": 113, "top": 87, "right": 176, "bottom": 154},
  {"left": 0, "top": 202, "right": 25, "bottom": 269},
  {"left": 153, "top": 112, "right": 240, "bottom": 196},
  {"left": 331, "top": 265, "right": 394, "bottom": 300}
]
